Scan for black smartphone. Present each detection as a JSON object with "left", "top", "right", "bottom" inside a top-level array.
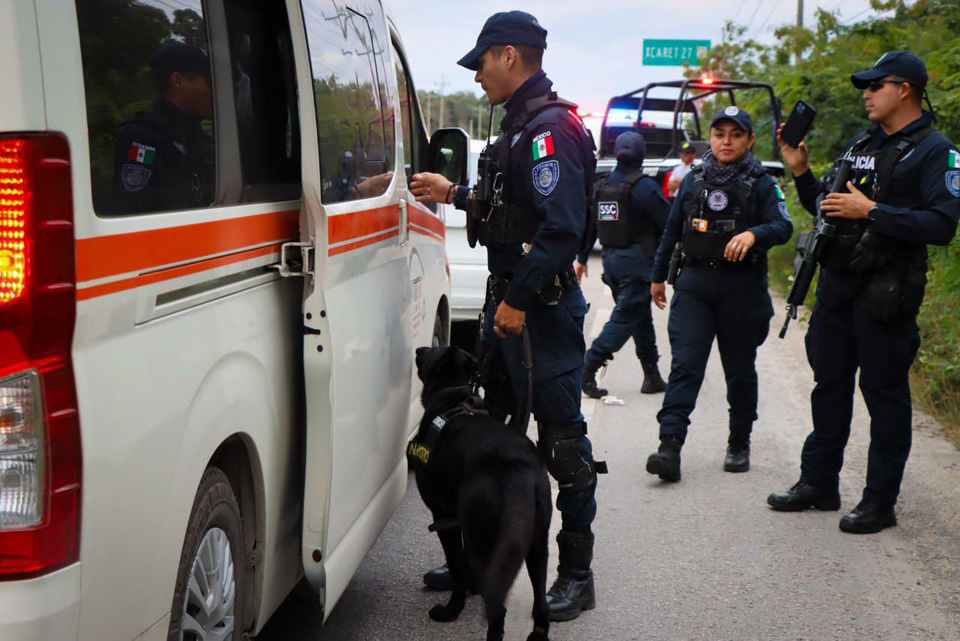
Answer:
[{"left": 781, "top": 100, "right": 816, "bottom": 148}]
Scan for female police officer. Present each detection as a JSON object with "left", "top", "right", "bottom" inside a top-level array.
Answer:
[{"left": 645, "top": 107, "right": 792, "bottom": 481}]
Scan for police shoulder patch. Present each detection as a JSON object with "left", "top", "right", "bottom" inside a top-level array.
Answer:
[
  {"left": 779, "top": 201, "right": 789, "bottom": 217},
  {"left": 533, "top": 160, "right": 560, "bottom": 196},
  {"left": 946, "top": 169, "right": 960, "bottom": 198},
  {"left": 121, "top": 163, "right": 152, "bottom": 192}
]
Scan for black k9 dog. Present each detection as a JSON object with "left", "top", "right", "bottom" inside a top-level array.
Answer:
[{"left": 411, "top": 346, "right": 552, "bottom": 641}]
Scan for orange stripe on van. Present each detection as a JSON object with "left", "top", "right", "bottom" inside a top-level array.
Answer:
[
  {"left": 76, "top": 210, "right": 300, "bottom": 282},
  {"left": 327, "top": 206, "right": 400, "bottom": 246},
  {"left": 76, "top": 243, "right": 283, "bottom": 301},
  {"left": 408, "top": 205, "right": 445, "bottom": 239}
]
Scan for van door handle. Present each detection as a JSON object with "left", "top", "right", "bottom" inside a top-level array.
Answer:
[{"left": 399, "top": 199, "right": 409, "bottom": 246}]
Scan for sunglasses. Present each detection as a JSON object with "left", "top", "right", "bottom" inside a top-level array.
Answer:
[{"left": 866, "top": 80, "right": 907, "bottom": 93}]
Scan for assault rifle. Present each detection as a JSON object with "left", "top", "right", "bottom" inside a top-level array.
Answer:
[{"left": 778, "top": 158, "right": 853, "bottom": 339}]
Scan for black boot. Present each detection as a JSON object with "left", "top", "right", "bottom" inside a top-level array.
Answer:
[
  {"left": 723, "top": 437, "right": 750, "bottom": 473},
  {"left": 839, "top": 499, "right": 897, "bottom": 534},
  {"left": 639, "top": 360, "right": 666, "bottom": 394},
  {"left": 645, "top": 436, "right": 682, "bottom": 482},
  {"left": 547, "top": 528, "right": 596, "bottom": 622},
  {"left": 582, "top": 359, "right": 608, "bottom": 399},
  {"left": 767, "top": 481, "right": 841, "bottom": 512}
]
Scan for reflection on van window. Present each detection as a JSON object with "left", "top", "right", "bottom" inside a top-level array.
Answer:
[
  {"left": 303, "top": 0, "right": 395, "bottom": 204},
  {"left": 77, "top": 0, "right": 215, "bottom": 216}
]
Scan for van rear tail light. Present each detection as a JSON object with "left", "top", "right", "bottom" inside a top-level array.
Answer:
[
  {"left": 662, "top": 170, "right": 673, "bottom": 198},
  {"left": 0, "top": 134, "right": 81, "bottom": 580}
]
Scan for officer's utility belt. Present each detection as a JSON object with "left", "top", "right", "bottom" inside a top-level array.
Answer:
[
  {"left": 488, "top": 268, "right": 578, "bottom": 307},
  {"left": 684, "top": 253, "right": 767, "bottom": 272}
]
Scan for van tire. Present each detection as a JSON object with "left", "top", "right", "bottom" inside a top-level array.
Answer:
[{"left": 168, "top": 467, "right": 248, "bottom": 641}]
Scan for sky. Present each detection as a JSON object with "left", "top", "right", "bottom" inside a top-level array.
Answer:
[{"left": 390, "top": 0, "right": 887, "bottom": 116}]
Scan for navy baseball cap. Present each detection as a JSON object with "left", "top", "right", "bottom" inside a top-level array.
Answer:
[
  {"left": 851, "top": 51, "right": 928, "bottom": 89},
  {"left": 614, "top": 132, "right": 646, "bottom": 164},
  {"left": 150, "top": 42, "right": 211, "bottom": 78},
  {"left": 710, "top": 106, "right": 753, "bottom": 134},
  {"left": 457, "top": 11, "right": 548, "bottom": 71},
  {"left": 680, "top": 141, "right": 695, "bottom": 155}
]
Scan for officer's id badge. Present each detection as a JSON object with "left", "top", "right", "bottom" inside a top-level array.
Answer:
[
  {"left": 533, "top": 160, "right": 560, "bottom": 196},
  {"left": 707, "top": 190, "right": 729, "bottom": 211},
  {"left": 532, "top": 131, "right": 555, "bottom": 160},
  {"left": 692, "top": 218, "right": 709, "bottom": 232},
  {"left": 127, "top": 142, "right": 156, "bottom": 165},
  {"left": 598, "top": 201, "right": 619, "bottom": 221},
  {"left": 946, "top": 170, "right": 960, "bottom": 198},
  {"left": 121, "top": 164, "right": 152, "bottom": 192}
]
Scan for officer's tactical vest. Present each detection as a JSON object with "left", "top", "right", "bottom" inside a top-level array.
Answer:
[
  {"left": 681, "top": 166, "right": 755, "bottom": 262},
  {"left": 595, "top": 171, "right": 659, "bottom": 252},
  {"left": 477, "top": 92, "right": 597, "bottom": 248},
  {"left": 822, "top": 126, "right": 935, "bottom": 321}
]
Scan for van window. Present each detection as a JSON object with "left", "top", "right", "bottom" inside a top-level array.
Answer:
[
  {"left": 303, "top": 1, "right": 396, "bottom": 204},
  {"left": 223, "top": 0, "right": 301, "bottom": 203},
  {"left": 76, "top": 0, "right": 217, "bottom": 216},
  {"left": 391, "top": 41, "right": 428, "bottom": 184}
]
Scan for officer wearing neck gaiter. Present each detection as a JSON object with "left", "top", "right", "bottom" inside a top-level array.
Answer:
[
  {"left": 646, "top": 107, "right": 793, "bottom": 481},
  {"left": 768, "top": 52, "right": 960, "bottom": 534}
]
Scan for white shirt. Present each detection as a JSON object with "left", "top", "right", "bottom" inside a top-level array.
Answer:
[{"left": 669, "top": 161, "right": 694, "bottom": 198}]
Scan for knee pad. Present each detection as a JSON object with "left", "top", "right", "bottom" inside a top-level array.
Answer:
[{"left": 538, "top": 422, "right": 606, "bottom": 492}]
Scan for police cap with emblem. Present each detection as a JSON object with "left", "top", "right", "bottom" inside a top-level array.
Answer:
[
  {"left": 851, "top": 51, "right": 927, "bottom": 89},
  {"left": 710, "top": 106, "right": 754, "bottom": 134},
  {"left": 457, "top": 11, "right": 548, "bottom": 71},
  {"left": 680, "top": 141, "right": 695, "bottom": 155},
  {"left": 150, "top": 42, "right": 211, "bottom": 79}
]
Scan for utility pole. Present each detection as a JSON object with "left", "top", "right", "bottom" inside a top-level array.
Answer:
[
  {"left": 437, "top": 75, "right": 449, "bottom": 130},
  {"left": 796, "top": 0, "right": 804, "bottom": 65},
  {"left": 426, "top": 93, "right": 432, "bottom": 132}
]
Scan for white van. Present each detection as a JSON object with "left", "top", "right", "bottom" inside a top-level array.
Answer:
[{"left": 0, "top": 1, "right": 471, "bottom": 639}]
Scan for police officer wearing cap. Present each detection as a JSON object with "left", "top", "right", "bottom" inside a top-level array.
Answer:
[
  {"left": 112, "top": 42, "right": 215, "bottom": 214},
  {"left": 768, "top": 52, "right": 960, "bottom": 533},
  {"left": 646, "top": 107, "right": 793, "bottom": 482},
  {"left": 577, "top": 131, "right": 669, "bottom": 398},
  {"left": 411, "top": 11, "right": 601, "bottom": 622},
  {"left": 669, "top": 141, "right": 697, "bottom": 199}
]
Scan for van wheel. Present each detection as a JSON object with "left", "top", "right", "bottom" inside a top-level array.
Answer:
[
  {"left": 168, "top": 467, "right": 247, "bottom": 641},
  {"left": 432, "top": 312, "right": 448, "bottom": 348}
]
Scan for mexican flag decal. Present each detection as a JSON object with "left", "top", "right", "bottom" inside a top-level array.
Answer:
[
  {"left": 127, "top": 142, "right": 156, "bottom": 165},
  {"left": 533, "top": 131, "right": 554, "bottom": 160},
  {"left": 949, "top": 149, "right": 959, "bottom": 169}
]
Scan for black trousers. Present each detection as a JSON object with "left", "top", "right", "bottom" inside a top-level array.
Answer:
[{"left": 799, "top": 304, "right": 921, "bottom": 505}]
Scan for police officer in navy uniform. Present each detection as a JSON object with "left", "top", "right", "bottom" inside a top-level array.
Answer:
[
  {"left": 768, "top": 52, "right": 960, "bottom": 533},
  {"left": 577, "top": 131, "right": 669, "bottom": 398},
  {"left": 646, "top": 107, "right": 793, "bottom": 481},
  {"left": 112, "top": 43, "right": 215, "bottom": 215},
  {"left": 411, "top": 11, "right": 602, "bottom": 622}
]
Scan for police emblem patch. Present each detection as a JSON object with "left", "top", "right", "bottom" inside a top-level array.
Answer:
[
  {"left": 707, "top": 189, "right": 729, "bottom": 211},
  {"left": 724, "top": 106, "right": 740, "bottom": 117},
  {"left": 779, "top": 201, "right": 789, "bottom": 217},
  {"left": 121, "top": 163, "right": 152, "bottom": 192},
  {"left": 946, "top": 170, "right": 960, "bottom": 198},
  {"left": 598, "top": 201, "right": 619, "bottom": 221},
  {"left": 533, "top": 160, "right": 560, "bottom": 196}
]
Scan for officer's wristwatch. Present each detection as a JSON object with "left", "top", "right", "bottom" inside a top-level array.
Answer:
[{"left": 867, "top": 205, "right": 880, "bottom": 221}]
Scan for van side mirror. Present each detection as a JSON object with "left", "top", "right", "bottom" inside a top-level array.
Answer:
[{"left": 428, "top": 128, "right": 469, "bottom": 186}]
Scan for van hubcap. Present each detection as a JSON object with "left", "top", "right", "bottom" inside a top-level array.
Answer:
[{"left": 180, "top": 527, "right": 236, "bottom": 641}]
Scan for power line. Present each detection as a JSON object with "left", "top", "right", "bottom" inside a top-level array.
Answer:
[
  {"left": 755, "top": 0, "right": 781, "bottom": 35},
  {"left": 732, "top": 0, "right": 749, "bottom": 23},
  {"left": 744, "top": 0, "right": 765, "bottom": 31},
  {"left": 841, "top": 6, "right": 873, "bottom": 24}
]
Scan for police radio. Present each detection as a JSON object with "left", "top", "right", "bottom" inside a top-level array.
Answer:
[{"left": 467, "top": 104, "right": 504, "bottom": 248}]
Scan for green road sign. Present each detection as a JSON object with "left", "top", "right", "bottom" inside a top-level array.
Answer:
[{"left": 643, "top": 39, "right": 711, "bottom": 67}]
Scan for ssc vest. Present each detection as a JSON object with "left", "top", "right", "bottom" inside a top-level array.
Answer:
[
  {"left": 595, "top": 171, "right": 657, "bottom": 250},
  {"left": 681, "top": 167, "right": 754, "bottom": 262}
]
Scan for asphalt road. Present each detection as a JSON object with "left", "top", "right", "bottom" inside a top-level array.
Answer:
[{"left": 257, "top": 253, "right": 960, "bottom": 641}]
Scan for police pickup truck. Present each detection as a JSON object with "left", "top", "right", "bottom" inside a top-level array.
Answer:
[{"left": 597, "top": 77, "right": 786, "bottom": 191}]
